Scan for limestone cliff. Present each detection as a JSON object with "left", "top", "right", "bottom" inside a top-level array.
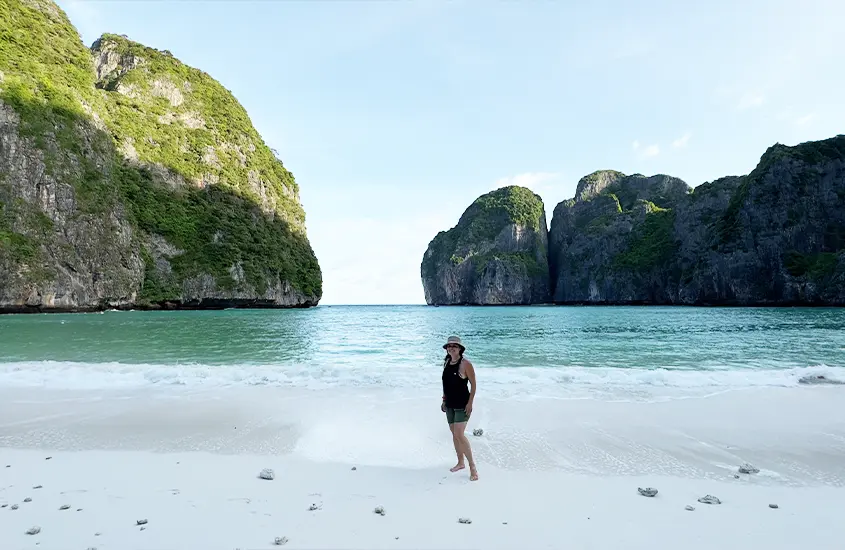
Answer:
[
  {"left": 0, "top": 0, "right": 321, "bottom": 312},
  {"left": 548, "top": 136, "right": 845, "bottom": 305},
  {"left": 421, "top": 186, "right": 550, "bottom": 305}
]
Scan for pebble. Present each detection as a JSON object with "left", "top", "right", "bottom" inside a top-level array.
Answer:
[
  {"left": 458, "top": 517, "right": 472, "bottom": 524},
  {"left": 26, "top": 526, "right": 41, "bottom": 535},
  {"left": 637, "top": 487, "right": 658, "bottom": 497},
  {"left": 24, "top": 497, "right": 32, "bottom": 503},
  {"left": 5, "top": 465, "right": 9, "bottom": 468},
  {"left": 45, "top": 457, "right": 52, "bottom": 460},
  {"left": 351, "top": 466, "right": 357, "bottom": 471},
  {"left": 259, "top": 468, "right": 275, "bottom": 481},
  {"left": 739, "top": 463, "right": 760, "bottom": 474},
  {"left": 95, "top": 533, "right": 102, "bottom": 537},
  {"left": 273, "top": 537, "right": 289, "bottom": 546},
  {"left": 698, "top": 495, "right": 721, "bottom": 505},
  {"left": 59, "top": 504, "right": 71, "bottom": 510},
  {"left": 769, "top": 504, "right": 779, "bottom": 509},
  {"left": 308, "top": 503, "right": 320, "bottom": 511},
  {"left": 77, "top": 508, "right": 83, "bottom": 512},
  {"left": 136, "top": 519, "right": 148, "bottom": 525},
  {"left": 1, "top": 504, "right": 7, "bottom": 508},
  {"left": 685, "top": 505, "right": 695, "bottom": 511},
  {"left": 11, "top": 504, "right": 19, "bottom": 510},
  {"left": 473, "top": 428, "right": 484, "bottom": 436},
  {"left": 33, "top": 485, "right": 42, "bottom": 489},
  {"left": 374, "top": 506, "right": 386, "bottom": 516},
  {"left": 140, "top": 526, "right": 146, "bottom": 531}
]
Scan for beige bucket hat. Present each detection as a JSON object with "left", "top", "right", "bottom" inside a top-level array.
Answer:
[{"left": 443, "top": 335, "right": 465, "bottom": 351}]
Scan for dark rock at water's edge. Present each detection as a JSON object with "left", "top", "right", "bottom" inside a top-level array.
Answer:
[
  {"left": 0, "top": 0, "right": 322, "bottom": 314},
  {"left": 421, "top": 186, "right": 550, "bottom": 305},
  {"left": 549, "top": 136, "right": 845, "bottom": 306}
]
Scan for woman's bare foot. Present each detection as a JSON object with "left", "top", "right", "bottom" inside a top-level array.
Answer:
[
  {"left": 469, "top": 466, "right": 478, "bottom": 481},
  {"left": 450, "top": 463, "right": 465, "bottom": 473}
]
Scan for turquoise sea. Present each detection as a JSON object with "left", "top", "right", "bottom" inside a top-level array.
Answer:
[{"left": 0, "top": 306, "right": 843, "bottom": 397}]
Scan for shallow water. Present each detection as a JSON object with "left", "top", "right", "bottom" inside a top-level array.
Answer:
[{"left": 0, "top": 305, "right": 843, "bottom": 398}]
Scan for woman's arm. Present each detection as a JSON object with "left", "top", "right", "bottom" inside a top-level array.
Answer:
[{"left": 463, "top": 359, "right": 476, "bottom": 414}]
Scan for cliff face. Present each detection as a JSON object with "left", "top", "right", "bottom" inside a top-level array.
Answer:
[
  {"left": 548, "top": 136, "right": 845, "bottom": 305},
  {"left": 421, "top": 186, "right": 550, "bottom": 305},
  {"left": 0, "top": 0, "right": 321, "bottom": 312}
]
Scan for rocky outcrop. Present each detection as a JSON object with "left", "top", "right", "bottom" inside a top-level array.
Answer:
[
  {"left": 0, "top": 0, "right": 321, "bottom": 312},
  {"left": 548, "top": 136, "right": 845, "bottom": 305},
  {"left": 421, "top": 186, "right": 550, "bottom": 305}
]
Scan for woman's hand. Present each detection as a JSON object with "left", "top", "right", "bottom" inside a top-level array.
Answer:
[
  {"left": 441, "top": 401, "right": 446, "bottom": 413},
  {"left": 465, "top": 401, "right": 473, "bottom": 416}
]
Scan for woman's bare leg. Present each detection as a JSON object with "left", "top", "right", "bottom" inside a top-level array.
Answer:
[
  {"left": 452, "top": 421, "right": 478, "bottom": 480},
  {"left": 449, "top": 423, "right": 465, "bottom": 471}
]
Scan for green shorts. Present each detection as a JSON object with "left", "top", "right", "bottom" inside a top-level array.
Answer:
[{"left": 445, "top": 407, "right": 469, "bottom": 424}]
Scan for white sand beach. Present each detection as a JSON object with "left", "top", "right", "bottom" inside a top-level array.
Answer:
[{"left": 2, "top": 384, "right": 845, "bottom": 549}]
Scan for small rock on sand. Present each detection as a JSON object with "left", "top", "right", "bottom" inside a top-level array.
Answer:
[
  {"left": 5, "top": 465, "right": 9, "bottom": 468},
  {"left": 33, "top": 485, "right": 42, "bottom": 489},
  {"left": 637, "top": 487, "right": 658, "bottom": 497},
  {"left": 45, "top": 456, "right": 52, "bottom": 460},
  {"left": 374, "top": 506, "right": 386, "bottom": 516},
  {"left": 351, "top": 466, "right": 357, "bottom": 471},
  {"left": 698, "top": 495, "right": 721, "bottom": 505},
  {"left": 685, "top": 505, "right": 695, "bottom": 511},
  {"left": 136, "top": 519, "right": 148, "bottom": 525},
  {"left": 739, "top": 463, "right": 760, "bottom": 474},
  {"left": 473, "top": 428, "right": 484, "bottom": 436},
  {"left": 308, "top": 503, "right": 320, "bottom": 511},
  {"left": 26, "top": 526, "right": 41, "bottom": 535},
  {"left": 11, "top": 504, "right": 19, "bottom": 510},
  {"left": 259, "top": 468, "right": 275, "bottom": 481},
  {"left": 24, "top": 498, "right": 32, "bottom": 503},
  {"left": 140, "top": 526, "right": 146, "bottom": 531},
  {"left": 458, "top": 517, "right": 472, "bottom": 524},
  {"left": 273, "top": 537, "right": 289, "bottom": 546},
  {"left": 95, "top": 532, "right": 102, "bottom": 536},
  {"left": 769, "top": 504, "right": 779, "bottom": 509},
  {"left": 59, "top": 504, "right": 71, "bottom": 510},
  {"left": 77, "top": 508, "right": 83, "bottom": 511}
]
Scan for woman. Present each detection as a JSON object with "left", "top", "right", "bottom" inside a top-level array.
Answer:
[{"left": 440, "top": 335, "right": 478, "bottom": 481}]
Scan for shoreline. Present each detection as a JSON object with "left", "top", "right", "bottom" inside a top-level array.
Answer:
[{"left": 3, "top": 302, "right": 845, "bottom": 315}]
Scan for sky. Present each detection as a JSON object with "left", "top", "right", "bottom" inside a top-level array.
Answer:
[{"left": 56, "top": 0, "right": 845, "bottom": 305}]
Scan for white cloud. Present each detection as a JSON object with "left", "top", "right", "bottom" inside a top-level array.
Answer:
[
  {"left": 632, "top": 140, "right": 640, "bottom": 151},
  {"left": 493, "top": 171, "right": 561, "bottom": 191},
  {"left": 795, "top": 113, "right": 816, "bottom": 126},
  {"left": 641, "top": 144, "right": 660, "bottom": 158},
  {"left": 672, "top": 132, "right": 691, "bottom": 148},
  {"left": 737, "top": 92, "right": 765, "bottom": 111},
  {"left": 775, "top": 109, "right": 818, "bottom": 127}
]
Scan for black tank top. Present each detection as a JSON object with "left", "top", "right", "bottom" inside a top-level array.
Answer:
[{"left": 442, "top": 358, "right": 470, "bottom": 409}]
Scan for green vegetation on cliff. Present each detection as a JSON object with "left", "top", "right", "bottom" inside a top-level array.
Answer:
[
  {"left": 715, "top": 136, "right": 845, "bottom": 248},
  {"left": 421, "top": 185, "right": 550, "bottom": 305},
  {"left": 426, "top": 186, "right": 546, "bottom": 274},
  {"left": 0, "top": 0, "right": 321, "bottom": 305},
  {"left": 612, "top": 203, "right": 677, "bottom": 272},
  {"left": 453, "top": 186, "right": 545, "bottom": 247}
]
